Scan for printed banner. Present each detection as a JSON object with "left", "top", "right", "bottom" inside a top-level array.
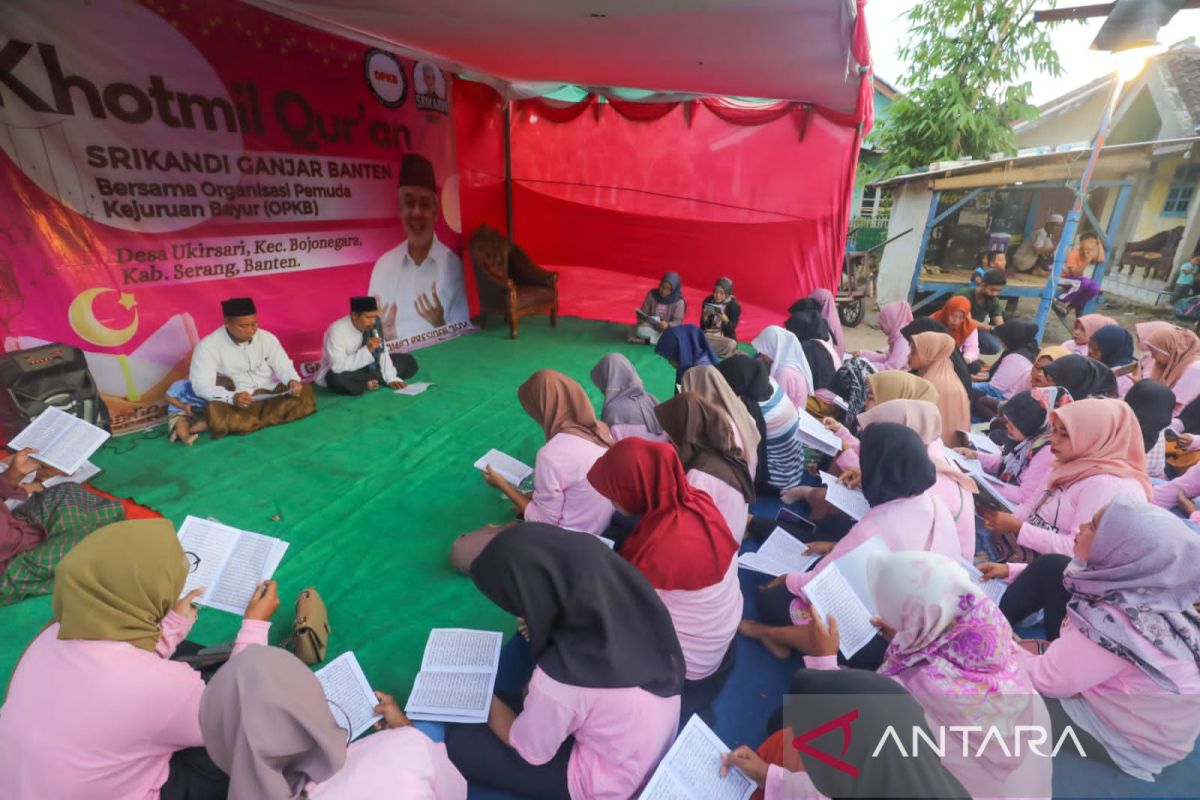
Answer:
[{"left": 0, "top": 0, "right": 472, "bottom": 434}]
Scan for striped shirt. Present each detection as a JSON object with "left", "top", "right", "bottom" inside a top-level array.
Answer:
[{"left": 759, "top": 378, "right": 806, "bottom": 489}]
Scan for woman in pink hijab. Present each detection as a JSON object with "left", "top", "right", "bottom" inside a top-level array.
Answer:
[
  {"left": 978, "top": 397, "right": 1150, "bottom": 566},
  {"left": 1062, "top": 313, "right": 1118, "bottom": 355},
  {"left": 858, "top": 301, "right": 912, "bottom": 370},
  {"left": 807, "top": 288, "right": 845, "bottom": 357}
]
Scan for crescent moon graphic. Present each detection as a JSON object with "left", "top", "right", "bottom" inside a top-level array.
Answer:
[{"left": 68, "top": 288, "right": 138, "bottom": 347}]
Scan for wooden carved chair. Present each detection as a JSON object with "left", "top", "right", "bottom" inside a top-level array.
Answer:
[
  {"left": 469, "top": 224, "right": 558, "bottom": 338},
  {"left": 1117, "top": 226, "right": 1185, "bottom": 281}
]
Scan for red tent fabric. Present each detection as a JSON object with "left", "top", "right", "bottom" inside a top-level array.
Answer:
[{"left": 453, "top": 83, "right": 868, "bottom": 314}]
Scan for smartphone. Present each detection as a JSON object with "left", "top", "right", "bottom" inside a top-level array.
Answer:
[
  {"left": 1112, "top": 362, "right": 1137, "bottom": 378},
  {"left": 775, "top": 507, "right": 817, "bottom": 540}
]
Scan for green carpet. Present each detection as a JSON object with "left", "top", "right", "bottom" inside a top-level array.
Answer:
[{"left": 0, "top": 316, "right": 682, "bottom": 695}]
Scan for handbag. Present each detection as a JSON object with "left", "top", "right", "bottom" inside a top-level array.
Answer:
[{"left": 287, "top": 587, "right": 330, "bottom": 666}]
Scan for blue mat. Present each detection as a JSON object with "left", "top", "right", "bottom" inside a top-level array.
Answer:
[{"left": 430, "top": 494, "right": 1200, "bottom": 799}]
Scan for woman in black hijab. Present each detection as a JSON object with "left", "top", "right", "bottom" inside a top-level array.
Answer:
[
  {"left": 445, "top": 524, "right": 684, "bottom": 799},
  {"left": 1124, "top": 380, "right": 1175, "bottom": 480},
  {"left": 1041, "top": 354, "right": 1119, "bottom": 398},
  {"left": 991, "top": 318, "right": 1040, "bottom": 376},
  {"left": 859, "top": 422, "right": 939, "bottom": 507},
  {"left": 716, "top": 355, "right": 772, "bottom": 490},
  {"left": 724, "top": 669, "right": 970, "bottom": 799},
  {"left": 901, "top": 317, "right": 973, "bottom": 397},
  {"left": 784, "top": 303, "right": 833, "bottom": 345}
]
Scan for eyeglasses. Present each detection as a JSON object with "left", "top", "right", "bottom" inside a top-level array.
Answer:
[{"left": 185, "top": 551, "right": 201, "bottom": 574}]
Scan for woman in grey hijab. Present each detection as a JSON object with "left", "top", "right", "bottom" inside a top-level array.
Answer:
[{"left": 589, "top": 353, "right": 663, "bottom": 440}]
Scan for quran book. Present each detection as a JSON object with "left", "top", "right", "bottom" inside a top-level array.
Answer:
[
  {"left": 802, "top": 537, "right": 890, "bottom": 658},
  {"left": 638, "top": 715, "right": 754, "bottom": 800},
  {"left": 473, "top": 449, "right": 534, "bottom": 487},
  {"left": 316, "top": 652, "right": 382, "bottom": 741},
  {"left": 405, "top": 628, "right": 503, "bottom": 723},
  {"left": 176, "top": 516, "right": 288, "bottom": 614},
  {"left": 9, "top": 407, "right": 110, "bottom": 475}
]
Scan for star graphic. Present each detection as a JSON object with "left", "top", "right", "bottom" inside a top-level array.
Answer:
[{"left": 117, "top": 292, "right": 138, "bottom": 310}]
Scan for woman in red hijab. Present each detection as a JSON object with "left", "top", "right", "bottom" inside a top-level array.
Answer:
[
  {"left": 931, "top": 295, "right": 982, "bottom": 365},
  {"left": 587, "top": 438, "right": 740, "bottom": 719}
]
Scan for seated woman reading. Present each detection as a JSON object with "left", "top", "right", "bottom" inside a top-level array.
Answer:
[
  {"left": 446, "top": 524, "right": 684, "bottom": 800},
  {"left": 700, "top": 277, "right": 741, "bottom": 358},
  {"left": 450, "top": 369, "right": 614, "bottom": 573},
  {"left": 629, "top": 272, "right": 686, "bottom": 345}
]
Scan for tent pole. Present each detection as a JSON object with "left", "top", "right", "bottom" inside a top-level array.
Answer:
[{"left": 504, "top": 100, "right": 514, "bottom": 241}]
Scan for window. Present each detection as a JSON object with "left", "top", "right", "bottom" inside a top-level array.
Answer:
[{"left": 1163, "top": 164, "right": 1199, "bottom": 217}]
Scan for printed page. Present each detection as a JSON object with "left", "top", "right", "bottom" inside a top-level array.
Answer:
[
  {"left": 393, "top": 382, "right": 433, "bottom": 396},
  {"left": 830, "top": 536, "right": 890, "bottom": 617},
  {"left": 251, "top": 390, "right": 290, "bottom": 402},
  {"left": 968, "top": 470, "right": 1016, "bottom": 513},
  {"left": 10, "top": 407, "right": 110, "bottom": 474},
  {"left": 206, "top": 530, "right": 285, "bottom": 614},
  {"left": 636, "top": 309, "right": 662, "bottom": 325},
  {"left": 638, "top": 715, "right": 754, "bottom": 800},
  {"left": 737, "top": 551, "right": 787, "bottom": 576},
  {"left": 420, "top": 628, "right": 502, "bottom": 672},
  {"left": 315, "top": 652, "right": 382, "bottom": 741},
  {"left": 803, "top": 565, "right": 877, "bottom": 658},
  {"left": 818, "top": 472, "right": 870, "bottom": 521},
  {"left": 755, "top": 527, "right": 820, "bottom": 574},
  {"left": 473, "top": 449, "right": 534, "bottom": 486},
  {"left": 945, "top": 448, "right": 983, "bottom": 474},
  {"left": 795, "top": 413, "right": 842, "bottom": 456},
  {"left": 177, "top": 516, "right": 238, "bottom": 603},
  {"left": 405, "top": 671, "right": 495, "bottom": 721},
  {"left": 961, "top": 559, "right": 1008, "bottom": 606},
  {"left": 959, "top": 429, "right": 1000, "bottom": 455}
]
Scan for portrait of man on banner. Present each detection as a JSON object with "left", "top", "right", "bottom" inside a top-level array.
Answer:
[{"left": 368, "top": 153, "right": 469, "bottom": 346}]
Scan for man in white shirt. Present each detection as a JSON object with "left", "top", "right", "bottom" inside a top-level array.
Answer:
[
  {"left": 368, "top": 153, "right": 470, "bottom": 344},
  {"left": 189, "top": 297, "right": 316, "bottom": 438},
  {"left": 1012, "top": 213, "right": 1064, "bottom": 274},
  {"left": 316, "top": 296, "right": 419, "bottom": 395}
]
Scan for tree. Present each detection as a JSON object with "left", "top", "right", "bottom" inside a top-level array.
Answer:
[{"left": 871, "top": 0, "right": 1064, "bottom": 178}]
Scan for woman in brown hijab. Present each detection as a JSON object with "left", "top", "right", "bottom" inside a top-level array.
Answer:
[
  {"left": 450, "top": 369, "right": 616, "bottom": 573},
  {"left": 655, "top": 392, "right": 754, "bottom": 542},
  {"left": 909, "top": 332, "right": 971, "bottom": 445},
  {"left": 200, "top": 646, "right": 466, "bottom": 799}
]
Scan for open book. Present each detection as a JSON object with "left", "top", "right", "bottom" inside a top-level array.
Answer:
[
  {"left": 177, "top": 516, "right": 289, "bottom": 614},
  {"left": 474, "top": 449, "right": 534, "bottom": 487},
  {"left": 795, "top": 413, "right": 843, "bottom": 457},
  {"left": 957, "top": 428, "right": 1000, "bottom": 455},
  {"left": 9, "top": 406, "right": 110, "bottom": 475},
  {"left": 961, "top": 558, "right": 1008, "bottom": 606},
  {"left": 738, "top": 527, "right": 819, "bottom": 577},
  {"left": 969, "top": 469, "right": 1016, "bottom": 513},
  {"left": 636, "top": 309, "right": 663, "bottom": 326},
  {"left": 639, "top": 714, "right": 755, "bottom": 800},
  {"left": 405, "top": 628, "right": 503, "bottom": 723},
  {"left": 818, "top": 471, "right": 871, "bottom": 520},
  {"left": 802, "top": 536, "right": 890, "bottom": 658},
  {"left": 316, "top": 651, "right": 382, "bottom": 741}
]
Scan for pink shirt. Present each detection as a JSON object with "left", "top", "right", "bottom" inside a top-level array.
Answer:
[
  {"left": 959, "top": 328, "right": 980, "bottom": 364},
  {"left": 1014, "top": 474, "right": 1147, "bottom": 558},
  {"left": 988, "top": 353, "right": 1033, "bottom": 399},
  {"left": 0, "top": 615, "right": 269, "bottom": 800},
  {"left": 787, "top": 494, "right": 960, "bottom": 596},
  {"left": 307, "top": 727, "right": 466, "bottom": 800},
  {"left": 1116, "top": 374, "right": 1134, "bottom": 398},
  {"left": 860, "top": 338, "right": 911, "bottom": 372},
  {"left": 978, "top": 446, "right": 1055, "bottom": 506},
  {"left": 1170, "top": 360, "right": 1200, "bottom": 414},
  {"left": 657, "top": 561, "right": 742, "bottom": 680},
  {"left": 609, "top": 423, "right": 668, "bottom": 443},
  {"left": 1022, "top": 623, "right": 1200, "bottom": 779},
  {"left": 1062, "top": 339, "right": 1088, "bottom": 355},
  {"left": 1150, "top": 463, "right": 1200, "bottom": 523},
  {"left": 524, "top": 433, "right": 614, "bottom": 535},
  {"left": 775, "top": 366, "right": 810, "bottom": 413},
  {"left": 509, "top": 667, "right": 680, "bottom": 800},
  {"left": 686, "top": 468, "right": 749, "bottom": 544}
]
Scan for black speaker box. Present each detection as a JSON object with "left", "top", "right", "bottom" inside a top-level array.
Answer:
[{"left": 0, "top": 343, "right": 110, "bottom": 440}]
